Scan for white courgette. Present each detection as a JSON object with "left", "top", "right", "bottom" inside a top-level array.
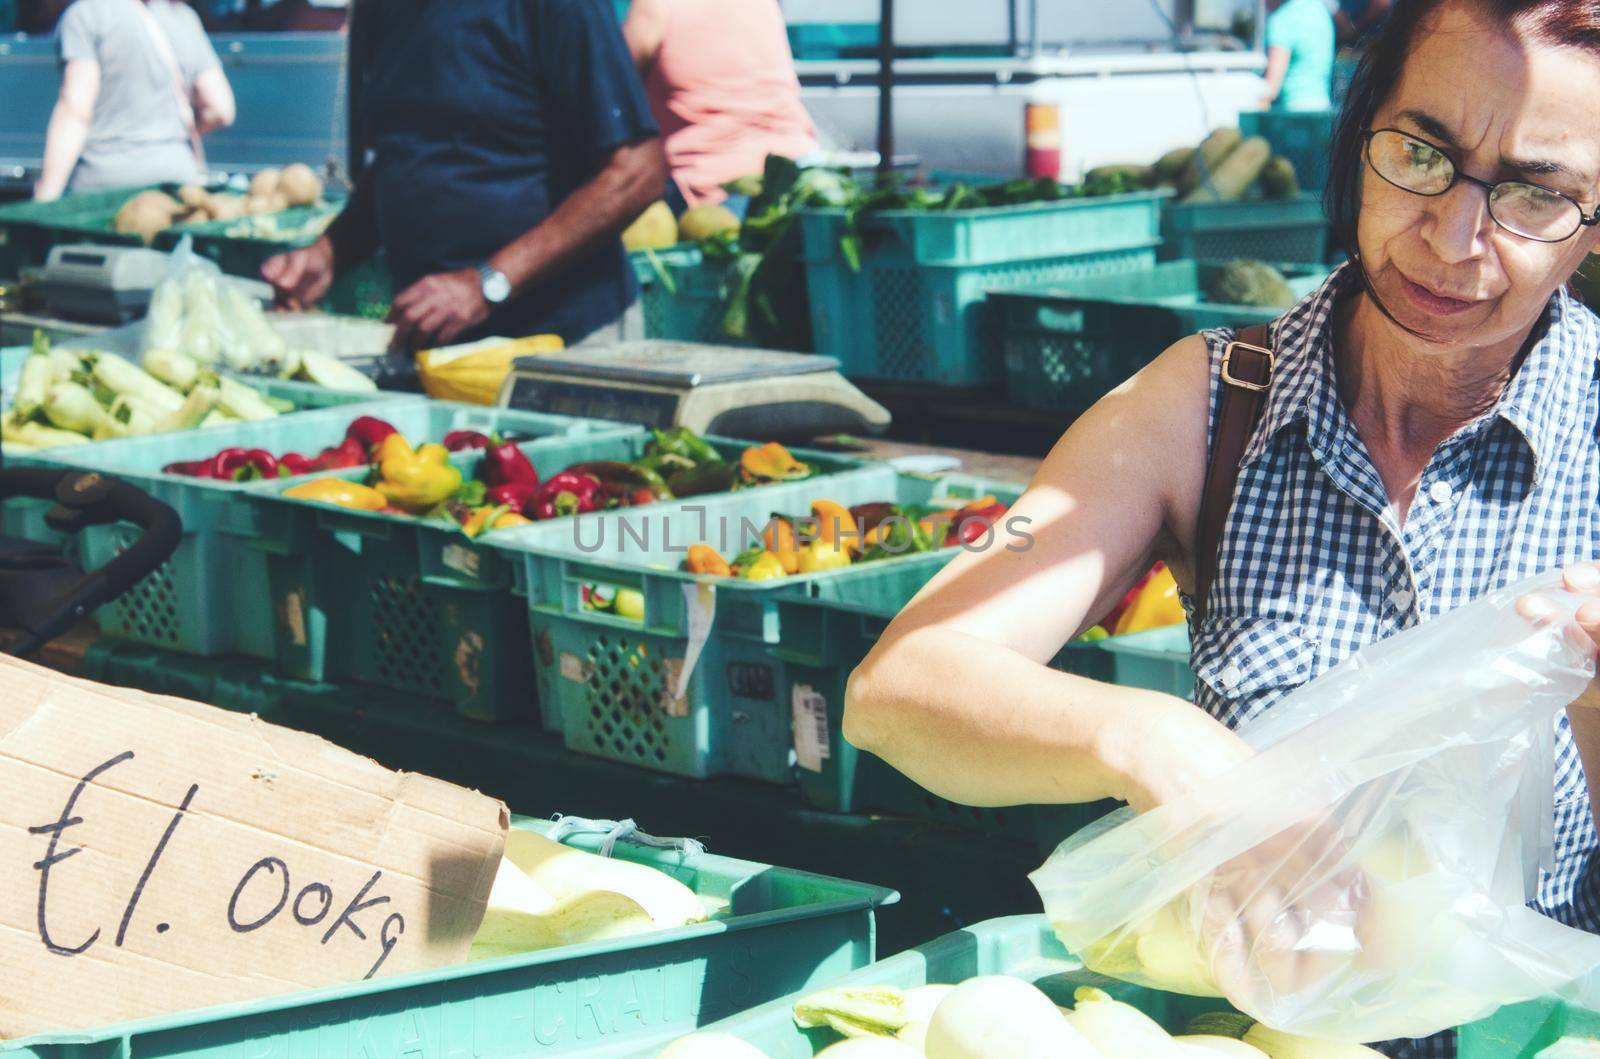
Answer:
[{"left": 91, "top": 353, "right": 184, "bottom": 414}]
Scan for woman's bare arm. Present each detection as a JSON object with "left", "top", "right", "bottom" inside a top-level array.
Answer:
[
  {"left": 34, "top": 59, "right": 99, "bottom": 201},
  {"left": 844, "top": 335, "right": 1252, "bottom": 814}
]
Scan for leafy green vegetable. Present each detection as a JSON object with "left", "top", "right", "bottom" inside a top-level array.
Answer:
[{"left": 687, "top": 155, "right": 1136, "bottom": 350}]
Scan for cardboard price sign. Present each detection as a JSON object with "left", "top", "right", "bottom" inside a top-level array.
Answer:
[{"left": 0, "top": 656, "right": 508, "bottom": 1039}]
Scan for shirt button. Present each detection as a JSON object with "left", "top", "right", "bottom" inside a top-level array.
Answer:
[
  {"left": 1392, "top": 587, "right": 1414, "bottom": 611},
  {"left": 1428, "top": 481, "right": 1454, "bottom": 504},
  {"left": 1219, "top": 663, "right": 1243, "bottom": 689}
]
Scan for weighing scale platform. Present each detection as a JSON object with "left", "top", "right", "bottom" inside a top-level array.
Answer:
[{"left": 501, "top": 340, "right": 892, "bottom": 441}]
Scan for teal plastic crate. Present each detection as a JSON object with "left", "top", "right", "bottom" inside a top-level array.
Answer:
[
  {"left": 156, "top": 202, "right": 343, "bottom": 272},
  {"left": 1098, "top": 623, "right": 1194, "bottom": 698},
  {"left": 631, "top": 244, "right": 750, "bottom": 345},
  {"left": 0, "top": 816, "right": 897, "bottom": 1059},
  {"left": 30, "top": 402, "right": 632, "bottom": 664},
  {"left": 1240, "top": 109, "right": 1338, "bottom": 194},
  {"left": 248, "top": 430, "right": 860, "bottom": 724},
  {"left": 1161, "top": 193, "right": 1328, "bottom": 263},
  {"left": 995, "top": 259, "right": 1329, "bottom": 414},
  {"left": 675, "top": 914, "right": 1228, "bottom": 1055},
  {"left": 491, "top": 470, "right": 1020, "bottom": 783},
  {"left": 1460, "top": 995, "right": 1600, "bottom": 1057},
  {"left": 771, "top": 560, "right": 1155, "bottom": 850},
  {"left": 799, "top": 193, "right": 1167, "bottom": 387}
]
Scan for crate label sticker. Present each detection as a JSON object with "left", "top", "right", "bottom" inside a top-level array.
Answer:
[
  {"left": 440, "top": 543, "right": 480, "bottom": 580},
  {"left": 676, "top": 582, "right": 716, "bottom": 700},
  {"left": 660, "top": 659, "right": 689, "bottom": 718},
  {"left": 535, "top": 628, "right": 555, "bottom": 668},
  {"left": 281, "top": 588, "right": 307, "bottom": 648},
  {"left": 453, "top": 631, "right": 484, "bottom": 695},
  {"left": 726, "top": 662, "right": 775, "bottom": 701},
  {"left": 559, "top": 652, "right": 590, "bottom": 683},
  {"left": 792, "top": 684, "right": 830, "bottom": 773}
]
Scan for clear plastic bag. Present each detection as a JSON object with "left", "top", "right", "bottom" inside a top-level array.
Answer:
[
  {"left": 1031, "top": 573, "right": 1600, "bottom": 1043},
  {"left": 142, "top": 236, "right": 284, "bottom": 373}
]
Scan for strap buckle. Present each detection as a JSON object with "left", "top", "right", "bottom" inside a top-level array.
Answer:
[{"left": 1220, "top": 341, "right": 1274, "bottom": 394}]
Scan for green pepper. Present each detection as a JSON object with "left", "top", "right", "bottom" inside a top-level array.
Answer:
[
  {"left": 648, "top": 426, "right": 722, "bottom": 466},
  {"left": 564, "top": 461, "right": 673, "bottom": 502},
  {"left": 665, "top": 460, "right": 739, "bottom": 497}
]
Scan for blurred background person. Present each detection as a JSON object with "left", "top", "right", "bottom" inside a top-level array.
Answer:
[
  {"left": 262, "top": 0, "right": 665, "bottom": 350},
  {"left": 1259, "top": 0, "right": 1335, "bottom": 111},
  {"left": 33, "top": 0, "right": 236, "bottom": 200},
  {"left": 1333, "top": 0, "right": 1394, "bottom": 45},
  {"left": 623, "top": 0, "right": 817, "bottom": 216}
]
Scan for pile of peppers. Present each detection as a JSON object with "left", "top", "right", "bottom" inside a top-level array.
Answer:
[
  {"left": 1080, "top": 561, "right": 1185, "bottom": 640},
  {"left": 273, "top": 421, "right": 817, "bottom": 540},
  {"left": 162, "top": 415, "right": 400, "bottom": 482},
  {"left": 683, "top": 494, "right": 1012, "bottom": 582}
]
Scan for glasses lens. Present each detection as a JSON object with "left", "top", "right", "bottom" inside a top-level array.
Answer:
[
  {"left": 1490, "top": 181, "right": 1582, "bottom": 241},
  {"left": 1369, "top": 130, "right": 1455, "bottom": 194}
]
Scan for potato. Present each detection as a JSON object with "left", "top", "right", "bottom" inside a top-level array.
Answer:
[
  {"left": 249, "top": 168, "right": 281, "bottom": 198},
  {"left": 177, "top": 184, "right": 210, "bottom": 208},
  {"left": 208, "top": 194, "right": 247, "bottom": 222},
  {"left": 113, "top": 190, "right": 182, "bottom": 243},
  {"left": 277, "top": 162, "right": 323, "bottom": 207}
]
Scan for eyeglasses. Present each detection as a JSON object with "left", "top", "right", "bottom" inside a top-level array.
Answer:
[{"left": 1363, "top": 128, "right": 1600, "bottom": 242}]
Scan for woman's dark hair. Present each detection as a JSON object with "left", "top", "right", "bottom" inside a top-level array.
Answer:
[{"left": 1325, "top": 0, "right": 1600, "bottom": 262}]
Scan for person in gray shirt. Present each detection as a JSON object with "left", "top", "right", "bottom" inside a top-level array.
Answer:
[{"left": 34, "top": 0, "right": 236, "bottom": 199}]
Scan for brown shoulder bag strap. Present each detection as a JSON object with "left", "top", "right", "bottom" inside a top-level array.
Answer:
[{"left": 1192, "top": 322, "right": 1275, "bottom": 625}]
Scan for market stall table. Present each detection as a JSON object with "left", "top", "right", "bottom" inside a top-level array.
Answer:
[{"left": 9, "top": 628, "right": 1047, "bottom": 959}]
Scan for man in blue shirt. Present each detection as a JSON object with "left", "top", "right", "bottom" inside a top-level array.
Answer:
[{"left": 262, "top": 0, "right": 666, "bottom": 350}]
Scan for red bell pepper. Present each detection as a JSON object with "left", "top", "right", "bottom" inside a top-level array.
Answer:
[
  {"left": 345, "top": 415, "right": 398, "bottom": 453},
  {"left": 443, "top": 430, "right": 493, "bottom": 452},
  {"left": 531, "top": 472, "right": 604, "bottom": 520},
  {"left": 1101, "top": 562, "right": 1165, "bottom": 632},
  {"left": 209, "top": 448, "right": 278, "bottom": 482},
  {"left": 486, "top": 481, "right": 541, "bottom": 516},
  {"left": 309, "top": 436, "right": 367, "bottom": 472},
  {"left": 277, "top": 453, "right": 317, "bottom": 477},
  {"left": 947, "top": 501, "right": 1009, "bottom": 547},
  {"left": 162, "top": 458, "right": 217, "bottom": 478},
  {"left": 484, "top": 440, "right": 540, "bottom": 489}
]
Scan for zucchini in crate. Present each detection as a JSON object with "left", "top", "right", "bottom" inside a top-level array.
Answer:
[
  {"left": 1183, "top": 137, "right": 1272, "bottom": 203},
  {"left": 1178, "top": 127, "right": 1243, "bottom": 196}
]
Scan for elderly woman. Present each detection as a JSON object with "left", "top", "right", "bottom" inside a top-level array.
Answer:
[{"left": 845, "top": 1, "right": 1600, "bottom": 1055}]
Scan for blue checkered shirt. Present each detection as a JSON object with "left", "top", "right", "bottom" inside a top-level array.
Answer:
[{"left": 1191, "top": 263, "right": 1600, "bottom": 1058}]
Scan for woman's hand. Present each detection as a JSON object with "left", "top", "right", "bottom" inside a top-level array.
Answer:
[
  {"left": 1517, "top": 564, "right": 1600, "bottom": 698},
  {"left": 1116, "top": 700, "right": 1255, "bottom": 813}
]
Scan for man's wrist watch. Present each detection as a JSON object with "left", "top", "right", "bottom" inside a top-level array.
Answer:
[{"left": 477, "top": 264, "right": 512, "bottom": 305}]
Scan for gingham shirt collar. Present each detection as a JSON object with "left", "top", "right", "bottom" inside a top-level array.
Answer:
[{"left": 1240, "top": 261, "right": 1598, "bottom": 493}]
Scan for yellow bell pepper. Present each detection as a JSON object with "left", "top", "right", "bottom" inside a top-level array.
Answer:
[
  {"left": 375, "top": 433, "right": 463, "bottom": 512},
  {"left": 686, "top": 543, "right": 733, "bottom": 577},
  {"left": 1112, "top": 566, "right": 1185, "bottom": 635},
  {"left": 810, "top": 499, "right": 859, "bottom": 554},
  {"left": 461, "top": 505, "right": 536, "bottom": 539},
  {"left": 740, "top": 550, "right": 789, "bottom": 581},
  {"left": 764, "top": 518, "right": 801, "bottom": 574},
  {"left": 797, "top": 538, "right": 852, "bottom": 573},
  {"left": 739, "top": 441, "right": 810, "bottom": 482},
  {"left": 614, "top": 588, "right": 645, "bottom": 621},
  {"left": 282, "top": 478, "right": 388, "bottom": 512}
]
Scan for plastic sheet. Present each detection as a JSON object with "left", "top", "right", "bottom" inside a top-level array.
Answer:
[{"left": 1032, "top": 572, "right": 1600, "bottom": 1042}]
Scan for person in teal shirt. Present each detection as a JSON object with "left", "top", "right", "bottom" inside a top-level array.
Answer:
[{"left": 1262, "top": 0, "right": 1335, "bottom": 111}]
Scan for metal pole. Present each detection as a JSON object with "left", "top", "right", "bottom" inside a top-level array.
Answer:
[
  {"left": 1028, "top": 0, "right": 1040, "bottom": 58},
  {"left": 876, "top": 0, "right": 894, "bottom": 178}
]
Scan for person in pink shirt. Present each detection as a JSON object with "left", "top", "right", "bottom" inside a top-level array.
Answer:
[{"left": 623, "top": 0, "right": 818, "bottom": 215}]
